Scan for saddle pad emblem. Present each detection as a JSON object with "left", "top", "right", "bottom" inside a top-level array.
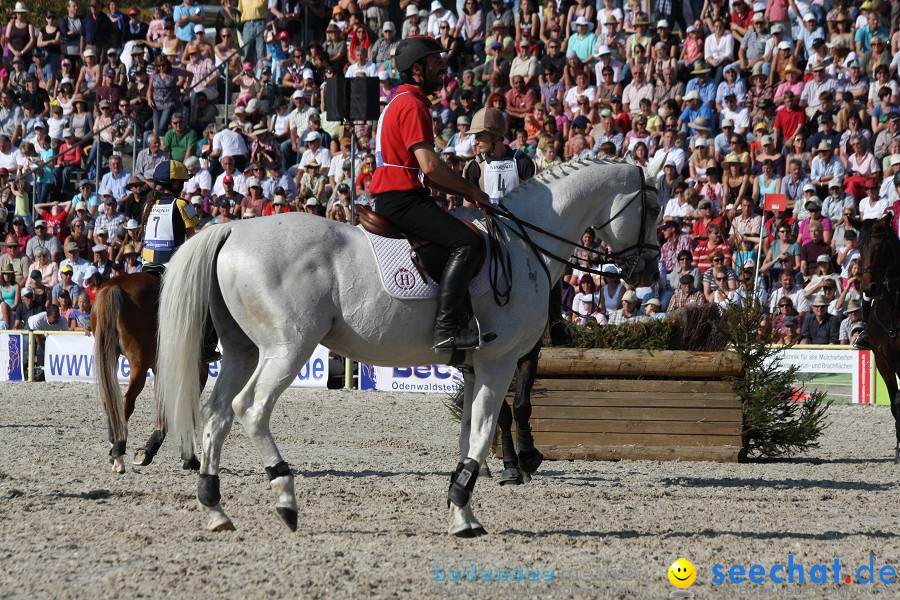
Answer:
[
  {"left": 394, "top": 267, "right": 416, "bottom": 290},
  {"left": 361, "top": 228, "right": 491, "bottom": 300}
]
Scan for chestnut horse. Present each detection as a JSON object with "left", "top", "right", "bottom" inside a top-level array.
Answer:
[{"left": 92, "top": 272, "right": 201, "bottom": 473}]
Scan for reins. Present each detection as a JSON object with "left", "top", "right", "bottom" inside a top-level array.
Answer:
[{"left": 481, "top": 166, "right": 660, "bottom": 292}]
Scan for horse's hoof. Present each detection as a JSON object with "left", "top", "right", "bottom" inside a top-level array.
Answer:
[
  {"left": 451, "top": 526, "right": 487, "bottom": 538},
  {"left": 894, "top": 449, "right": 899, "bottom": 465},
  {"left": 111, "top": 456, "right": 126, "bottom": 474},
  {"left": 479, "top": 463, "right": 492, "bottom": 478},
  {"left": 499, "top": 466, "right": 524, "bottom": 486},
  {"left": 183, "top": 456, "right": 201, "bottom": 471},
  {"left": 133, "top": 448, "right": 152, "bottom": 467},
  {"left": 276, "top": 507, "right": 298, "bottom": 532},
  {"left": 517, "top": 447, "right": 544, "bottom": 475},
  {"left": 210, "top": 521, "right": 236, "bottom": 532}
]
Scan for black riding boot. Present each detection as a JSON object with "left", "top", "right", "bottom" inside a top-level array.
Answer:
[
  {"left": 433, "top": 245, "right": 493, "bottom": 353},
  {"left": 853, "top": 297, "right": 871, "bottom": 350}
]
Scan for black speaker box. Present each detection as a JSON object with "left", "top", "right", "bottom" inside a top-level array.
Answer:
[{"left": 325, "top": 77, "right": 381, "bottom": 121}]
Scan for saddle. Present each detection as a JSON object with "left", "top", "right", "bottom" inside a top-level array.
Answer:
[{"left": 357, "top": 205, "right": 486, "bottom": 283}]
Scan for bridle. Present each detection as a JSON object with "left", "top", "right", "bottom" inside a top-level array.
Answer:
[{"left": 481, "top": 165, "right": 661, "bottom": 305}]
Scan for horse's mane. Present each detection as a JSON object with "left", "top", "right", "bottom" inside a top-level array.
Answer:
[{"left": 502, "top": 154, "right": 639, "bottom": 206}]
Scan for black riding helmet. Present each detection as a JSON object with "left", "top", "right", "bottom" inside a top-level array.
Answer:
[{"left": 394, "top": 35, "right": 447, "bottom": 73}]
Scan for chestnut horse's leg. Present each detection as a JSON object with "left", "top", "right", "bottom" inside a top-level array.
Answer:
[{"left": 869, "top": 302, "right": 900, "bottom": 463}]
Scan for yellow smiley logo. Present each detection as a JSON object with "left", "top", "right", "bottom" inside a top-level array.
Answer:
[{"left": 668, "top": 558, "right": 697, "bottom": 588}]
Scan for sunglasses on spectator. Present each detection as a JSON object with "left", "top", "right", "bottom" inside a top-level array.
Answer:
[
  {"left": 712, "top": 257, "right": 723, "bottom": 262},
  {"left": 715, "top": 277, "right": 727, "bottom": 282}
]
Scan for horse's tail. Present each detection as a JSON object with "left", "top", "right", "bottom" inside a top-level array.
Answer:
[
  {"left": 158, "top": 224, "right": 235, "bottom": 461},
  {"left": 93, "top": 284, "right": 126, "bottom": 446}
]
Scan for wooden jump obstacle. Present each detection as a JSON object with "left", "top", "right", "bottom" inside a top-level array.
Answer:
[{"left": 506, "top": 348, "right": 745, "bottom": 463}]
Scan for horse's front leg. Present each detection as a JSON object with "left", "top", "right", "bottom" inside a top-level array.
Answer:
[{"left": 448, "top": 356, "right": 517, "bottom": 537}]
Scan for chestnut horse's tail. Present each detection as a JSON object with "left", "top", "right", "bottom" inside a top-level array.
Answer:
[{"left": 93, "top": 284, "right": 126, "bottom": 446}]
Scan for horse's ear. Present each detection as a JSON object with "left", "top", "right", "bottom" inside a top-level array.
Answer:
[
  {"left": 847, "top": 216, "right": 863, "bottom": 231},
  {"left": 880, "top": 213, "right": 894, "bottom": 229}
]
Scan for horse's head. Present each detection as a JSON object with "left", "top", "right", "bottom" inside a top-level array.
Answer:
[
  {"left": 850, "top": 214, "right": 897, "bottom": 297},
  {"left": 597, "top": 169, "right": 661, "bottom": 286}
]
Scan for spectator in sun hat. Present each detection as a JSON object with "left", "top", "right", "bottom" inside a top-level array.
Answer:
[
  {"left": 298, "top": 131, "right": 331, "bottom": 173},
  {"left": 800, "top": 293, "right": 840, "bottom": 345},
  {"left": 0, "top": 234, "right": 30, "bottom": 286}
]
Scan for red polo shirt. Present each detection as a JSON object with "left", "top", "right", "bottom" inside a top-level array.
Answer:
[
  {"left": 774, "top": 106, "right": 806, "bottom": 141},
  {"left": 370, "top": 84, "right": 433, "bottom": 195}
]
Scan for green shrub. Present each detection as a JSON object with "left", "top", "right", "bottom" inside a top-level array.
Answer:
[{"left": 715, "top": 300, "right": 829, "bottom": 459}]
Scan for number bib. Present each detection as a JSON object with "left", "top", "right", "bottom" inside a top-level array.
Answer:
[
  {"left": 482, "top": 158, "right": 520, "bottom": 204},
  {"left": 144, "top": 200, "right": 176, "bottom": 261}
]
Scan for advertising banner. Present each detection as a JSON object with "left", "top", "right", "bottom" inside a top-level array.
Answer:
[
  {"left": 0, "top": 333, "right": 24, "bottom": 382},
  {"left": 44, "top": 335, "right": 330, "bottom": 388},
  {"left": 359, "top": 363, "right": 462, "bottom": 394},
  {"left": 775, "top": 347, "right": 869, "bottom": 404}
]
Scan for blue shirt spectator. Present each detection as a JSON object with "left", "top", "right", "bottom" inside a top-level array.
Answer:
[{"left": 173, "top": 0, "right": 204, "bottom": 44}]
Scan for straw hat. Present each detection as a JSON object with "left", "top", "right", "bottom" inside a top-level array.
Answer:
[
  {"left": 250, "top": 124, "right": 270, "bottom": 138},
  {"left": 689, "top": 116, "right": 710, "bottom": 131},
  {"left": 723, "top": 153, "right": 743, "bottom": 166},
  {"left": 811, "top": 293, "right": 830, "bottom": 307},
  {"left": 691, "top": 63, "right": 711, "bottom": 75},
  {"left": 122, "top": 243, "right": 137, "bottom": 255}
]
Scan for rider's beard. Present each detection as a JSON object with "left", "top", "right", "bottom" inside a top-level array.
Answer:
[{"left": 423, "top": 68, "right": 446, "bottom": 95}]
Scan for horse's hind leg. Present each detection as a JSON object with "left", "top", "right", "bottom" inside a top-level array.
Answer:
[
  {"left": 232, "top": 343, "right": 315, "bottom": 532},
  {"left": 107, "top": 362, "right": 146, "bottom": 473},
  {"left": 513, "top": 340, "right": 543, "bottom": 475}
]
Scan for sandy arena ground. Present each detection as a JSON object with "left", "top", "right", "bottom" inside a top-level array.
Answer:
[{"left": 2, "top": 382, "right": 900, "bottom": 599}]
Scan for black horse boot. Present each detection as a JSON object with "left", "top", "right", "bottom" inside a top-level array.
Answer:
[
  {"left": 433, "top": 245, "right": 494, "bottom": 353},
  {"left": 516, "top": 425, "right": 544, "bottom": 475}
]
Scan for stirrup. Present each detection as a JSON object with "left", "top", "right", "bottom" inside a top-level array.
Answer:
[{"left": 433, "top": 317, "right": 497, "bottom": 353}]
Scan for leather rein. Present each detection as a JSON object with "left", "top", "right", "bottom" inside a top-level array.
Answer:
[{"left": 481, "top": 166, "right": 660, "bottom": 304}]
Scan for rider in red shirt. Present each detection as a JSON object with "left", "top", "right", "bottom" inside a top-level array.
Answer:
[{"left": 371, "top": 36, "right": 493, "bottom": 354}]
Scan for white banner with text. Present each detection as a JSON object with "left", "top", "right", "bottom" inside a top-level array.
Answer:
[{"left": 43, "top": 334, "right": 330, "bottom": 388}]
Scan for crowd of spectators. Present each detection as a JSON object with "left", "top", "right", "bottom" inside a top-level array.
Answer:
[{"left": 0, "top": 0, "right": 897, "bottom": 347}]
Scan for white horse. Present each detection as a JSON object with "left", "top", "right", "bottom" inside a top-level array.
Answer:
[{"left": 158, "top": 156, "right": 661, "bottom": 536}]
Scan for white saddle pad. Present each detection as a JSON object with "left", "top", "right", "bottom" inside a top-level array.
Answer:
[{"left": 361, "top": 227, "right": 492, "bottom": 300}]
